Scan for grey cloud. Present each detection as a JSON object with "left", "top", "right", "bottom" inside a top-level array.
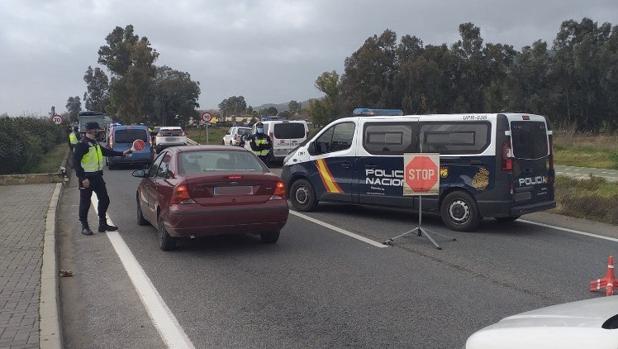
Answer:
[{"left": 1, "top": 0, "right": 617, "bottom": 115}]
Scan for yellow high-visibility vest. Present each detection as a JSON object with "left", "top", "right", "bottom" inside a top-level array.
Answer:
[
  {"left": 81, "top": 143, "right": 104, "bottom": 172},
  {"left": 254, "top": 138, "right": 269, "bottom": 156},
  {"left": 69, "top": 132, "right": 78, "bottom": 145}
]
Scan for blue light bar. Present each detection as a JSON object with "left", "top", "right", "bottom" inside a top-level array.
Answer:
[{"left": 353, "top": 108, "right": 404, "bottom": 116}]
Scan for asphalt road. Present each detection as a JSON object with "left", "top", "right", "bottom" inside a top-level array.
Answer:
[{"left": 59, "top": 165, "right": 618, "bottom": 349}]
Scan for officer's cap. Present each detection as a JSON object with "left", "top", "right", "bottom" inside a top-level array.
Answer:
[{"left": 85, "top": 122, "right": 101, "bottom": 130}]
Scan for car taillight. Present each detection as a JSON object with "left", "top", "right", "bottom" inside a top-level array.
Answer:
[
  {"left": 270, "top": 181, "right": 286, "bottom": 200},
  {"left": 170, "top": 184, "right": 195, "bottom": 204},
  {"left": 502, "top": 139, "right": 513, "bottom": 172}
]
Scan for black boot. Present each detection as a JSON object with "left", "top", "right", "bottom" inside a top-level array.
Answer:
[
  {"left": 81, "top": 223, "right": 94, "bottom": 236},
  {"left": 98, "top": 220, "right": 118, "bottom": 232}
]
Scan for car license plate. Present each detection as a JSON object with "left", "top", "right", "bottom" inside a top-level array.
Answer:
[
  {"left": 214, "top": 186, "right": 253, "bottom": 196},
  {"left": 166, "top": 137, "right": 178, "bottom": 142}
]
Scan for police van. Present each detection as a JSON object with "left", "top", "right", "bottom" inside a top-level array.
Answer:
[{"left": 281, "top": 112, "right": 555, "bottom": 231}]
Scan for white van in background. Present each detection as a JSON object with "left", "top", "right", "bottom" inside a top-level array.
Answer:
[{"left": 245, "top": 120, "right": 309, "bottom": 161}]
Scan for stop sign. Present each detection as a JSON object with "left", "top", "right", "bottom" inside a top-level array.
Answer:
[{"left": 403, "top": 154, "right": 440, "bottom": 195}]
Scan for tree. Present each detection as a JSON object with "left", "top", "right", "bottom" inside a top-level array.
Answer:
[
  {"left": 98, "top": 25, "right": 159, "bottom": 123},
  {"left": 65, "top": 96, "right": 82, "bottom": 123},
  {"left": 83, "top": 66, "right": 110, "bottom": 112},
  {"left": 288, "top": 100, "right": 301, "bottom": 115},
  {"left": 218, "top": 96, "right": 247, "bottom": 121},
  {"left": 308, "top": 71, "right": 342, "bottom": 127},
  {"left": 340, "top": 29, "right": 399, "bottom": 111},
  {"left": 149, "top": 66, "right": 201, "bottom": 126}
]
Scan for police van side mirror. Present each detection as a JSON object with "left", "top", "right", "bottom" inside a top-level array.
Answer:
[
  {"left": 132, "top": 169, "right": 147, "bottom": 178},
  {"left": 307, "top": 142, "right": 318, "bottom": 156}
]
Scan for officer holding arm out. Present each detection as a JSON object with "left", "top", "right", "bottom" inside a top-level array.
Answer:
[{"left": 73, "top": 122, "right": 132, "bottom": 235}]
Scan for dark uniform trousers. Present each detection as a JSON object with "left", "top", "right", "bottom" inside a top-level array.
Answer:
[{"left": 79, "top": 173, "right": 110, "bottom": 224}]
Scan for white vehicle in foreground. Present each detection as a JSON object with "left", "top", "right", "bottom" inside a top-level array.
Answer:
[
  {"left": 154, "top": 126, "right": 187, "bottom": 152},
  {"left": 466, "top": 296, "right": 618, "bottom": 349},
  {"left": 222, "top": 126, "right": 251, "bottom": 146}
]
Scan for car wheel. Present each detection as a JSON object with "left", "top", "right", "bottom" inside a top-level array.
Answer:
[
  {"left": 440, "top": 191, "right": 480, "bottom": 232},
  {"left": 221, "top": 140, "right": 225, "bottom": 145},
  {"left": 136, "top": 195, "right": 148, "bottom": 226},
  {"left": 289, "top": 179, "right": 318, "bottom": 211},
  {"left": 260, "top": 231, "right": 280, "bottom": 243},
  {"left": 158, "top": 218, "right": 176, "bottom": 251},
  {"left": 495, "top": 216, "right": 520, "bottom": 223}
]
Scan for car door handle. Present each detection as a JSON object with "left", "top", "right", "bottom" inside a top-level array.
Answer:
[{"left": 341, "top": 161, "right": 352, "bottom": 169}]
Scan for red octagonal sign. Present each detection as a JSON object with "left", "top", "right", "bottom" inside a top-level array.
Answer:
[{"left": 404, "top": 154, "right": 440, "bottom": 195}]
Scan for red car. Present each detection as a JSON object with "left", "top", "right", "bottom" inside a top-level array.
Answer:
[{"left": 132, "top": 145, "right": 289, "bottom": 250}]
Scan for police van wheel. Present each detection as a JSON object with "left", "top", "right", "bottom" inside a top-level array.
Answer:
[
  {"left": 136, "top": 196, "right": 148, "bottom": 226},
  {"left": 290, "top": 179, "right": 318, "bottom": 212},
  {"left": 158, "top": 218, "right": 176, "bottom": 251},
  {"left": 440, "top": 191, "right": 480, "bottom": 232}
]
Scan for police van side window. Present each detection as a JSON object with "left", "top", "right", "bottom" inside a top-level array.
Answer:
[
  {"left": 420, "top": 122, "right": 490, "bottom": 154},
  {"left": 312, "top": 122, "right": 355, "bottom": 155},
  {"left": 363, "top": 123, "right": 419, "bottom": 155}
]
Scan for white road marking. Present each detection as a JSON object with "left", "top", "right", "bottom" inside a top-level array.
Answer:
[
  {"left": 290, "top": 210, "right": 387, "bottom": 248},
  {"left": 91, "top": 196, "right": 195, "bottom": 349},
  {"left": 520, "top": 219, "right": 618, "bottom": 243}
]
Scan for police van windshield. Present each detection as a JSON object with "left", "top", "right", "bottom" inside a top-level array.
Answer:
[
  {"left": 511, "top": 121, "right": 548, "bottom": 159},
  {"left": 274, "top": 123, "right": 305, "bottom": 139},
  {"left": 114, "top": 129, "right": 148, "bottom": 143}
]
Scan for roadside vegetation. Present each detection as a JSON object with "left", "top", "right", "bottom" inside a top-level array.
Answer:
[
  {"left": 0, "top": 117, "right": 66, "bottom": 174},
  {"left": 554, "top": 175, "right": 618, "bottom": 225},
  {"left": 29, "top": 143, "right": 68, "bottom": 173},
  {"left": 553, "top": 132, "right": 618, "bottom": 169},
  {"left": 185, "top": 127, "right": 228, "bottom": 145}
]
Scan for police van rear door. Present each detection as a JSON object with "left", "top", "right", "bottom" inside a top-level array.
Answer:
[
  {"left": 272, "top": 122, "right": 307, "bottom": 158},
  {"left": 508, "top": 115, "right": 553, "bottom": 205}
]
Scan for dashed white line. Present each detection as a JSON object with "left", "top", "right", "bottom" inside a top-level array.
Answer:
[
  {"left": 91, "top": 196, "right": 195, "bottom": 349},
  {"left": 520, "top": 219, "right": 618, "bottom": 243},
  {"left": 289, "top": 210, "right": 387, "bottom": 248}
]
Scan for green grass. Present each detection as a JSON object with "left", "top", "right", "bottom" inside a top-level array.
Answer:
[
  {"left": 553, "top": 175, "right": 618, "bottom": 224},
  {"left": 185, "top": 127, "right": 228, "bottom": 145},
  {"left": 30, "top": 143, "right": 69, "bottom": 173},
  {"left": 553, "top": 132, "right": 618, "bottom": 169}
]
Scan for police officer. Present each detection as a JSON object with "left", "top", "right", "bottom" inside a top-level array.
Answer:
[
  {"left": 246, "top": 122, "right": 272, "bottom": 164},
  {"left": 68, "top": 127, "right": 79, "bottom": 151},
  {"left": 73, "top": 122, "right": 132, "bottom": 235}
]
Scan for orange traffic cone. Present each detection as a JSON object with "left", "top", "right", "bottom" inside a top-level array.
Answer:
[{"left": 589, "top": 256, "right": 615, "bottom": 296}]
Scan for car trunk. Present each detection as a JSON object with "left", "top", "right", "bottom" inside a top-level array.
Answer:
[
  {"left": 183, "top": 172, "right": 280, "bottom": 206},
  {"left": 510, "top": 120, "right": 553, "bottom": 204}
]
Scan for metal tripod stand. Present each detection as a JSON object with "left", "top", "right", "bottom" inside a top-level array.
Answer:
[{"left": 383, "top": 196, "right": 455, "bottom": 250}]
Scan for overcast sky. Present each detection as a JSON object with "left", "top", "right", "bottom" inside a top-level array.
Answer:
[{"left": 1, "top": 0, "right": 617, "bottom": 116}]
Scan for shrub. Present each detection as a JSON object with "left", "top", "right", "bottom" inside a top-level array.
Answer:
[{"left": 0, "top": 117, "right": 65, "bottom": 174}]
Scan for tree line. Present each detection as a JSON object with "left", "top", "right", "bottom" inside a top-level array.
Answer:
[
  {"left": 309, "top": 18, "right": 618, "bottom": 132},
  {"left": 66, "top": 25, "right": 201, "bottom": 126}
]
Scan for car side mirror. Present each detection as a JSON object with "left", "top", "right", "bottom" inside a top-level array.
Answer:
[{"left": 132, "top": 169, "right": 147, "bottom": 178}]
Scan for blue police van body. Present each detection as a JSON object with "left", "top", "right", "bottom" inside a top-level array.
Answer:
[
  {"left": 281, "top": 113, "right": 555, "bottom": 231},
  {"left": 106, "top": 125, "right": 153, "bottom": 169}
]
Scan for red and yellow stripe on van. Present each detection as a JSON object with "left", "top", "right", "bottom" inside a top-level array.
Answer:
[{"left": 315, "top": 159, "right": 343, "bottom": 193}]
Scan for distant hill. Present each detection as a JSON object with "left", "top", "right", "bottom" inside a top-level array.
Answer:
[{"left": 253, "top": 99, "right": 315, "bottom": 112}]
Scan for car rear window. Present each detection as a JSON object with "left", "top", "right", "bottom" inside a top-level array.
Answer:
[
  {"left": 114, "top": 129, "right": 148, "bottom": 143},
  {"left": 238, "top": 128, "right": 251, "bottom": 136},
  {"left": 179, "top": 151, "right": 265, "bottom": 174},
  {"left": 511, "top": 121, "right": 549, "bottom": 159},
  {"left": 159, "top": 129, "right": 184, "bottom": 136},
  {"left": 274, "top": 123, "right": 305, "bottom": 139}
]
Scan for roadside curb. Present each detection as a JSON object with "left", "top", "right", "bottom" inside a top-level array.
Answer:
[{"left": 39, "top": 182, "right": 63, "bottom": 349}]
